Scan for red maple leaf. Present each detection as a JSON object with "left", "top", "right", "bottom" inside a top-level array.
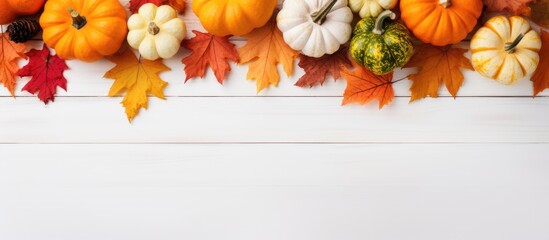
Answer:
[
  {"left": 129, "top": 0, "right": 163, "bottom": 13},
  {"left": 483, "top": 0, "right": 533, "bottom": 14},
  {"left": 182, "top": 30, "right": 239, "bottom": 84},
  {"left": 17, "top": 43, "right": 69, "bottom": 104},
  {"left": 295, "top": 46, "right": 352, "bottom": 88},
  {"left": 341, "top": 62, "right": 397, "bottom": 109}
]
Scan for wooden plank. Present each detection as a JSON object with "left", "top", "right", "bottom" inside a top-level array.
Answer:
[
  {"left": 1, "top": 97, "right": 548, "bottom": 143},
  {"left": 1, "top": 144, "right": 548, "bottom": 240}
]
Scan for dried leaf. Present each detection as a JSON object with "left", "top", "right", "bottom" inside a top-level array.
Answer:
[
  {"left": 404, "top": 44, "right": 473, "bottom": 102},
  {"left": 0, "top": 32, "right": 26, "bottom": 96},
  {"left": 532, "top": 30, "right": 549, "bottom": 96},
  {"left": 296, "top": 46, "right": 352, "bottom": 88},
  {"left": 104, "top": 49, "right": 169, "bottom": 122},
  {"left": 484, "top": 0, "right": 533, "bottom": 14},
  {"left": 17, "top": 43, "right": 68, "bottom": 104},
  {"left": 341, "top": 62, "right": 396, "bottom": 109},
  {"left": 167, "top": 0, "right": 186, "bottom": 13},
  {"left": 182, "top": 31, "right": 239, "bottom": 84},
  {"left": 129, "top": 0, "right": 163, "bottom": 13},
  {"left": 238, "top": 16, "right": 298, "bottom": 93}
]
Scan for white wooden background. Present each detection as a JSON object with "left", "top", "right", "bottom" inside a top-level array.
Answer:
[{"left": 1, "top": 1, "right": 549, "bottom": 239}]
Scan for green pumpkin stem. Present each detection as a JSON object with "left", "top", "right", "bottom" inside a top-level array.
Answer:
[
  {"left": 148, "top": 22, "right": 160, "bottom": 35},
  {"left": 439, "top": 0, "right": 451, "bottom": 8},
  {"left": 68, "top": 8, "right": 87, "bottom": 29},
  {"left": 311, "top": 0, "right": 338, "bottom": 25},
  {"left": 373, "top": 10, "right": 396, "bottom": 35},
  {"left": 505, "top": 33, "right": 525, "bottom": 53}
]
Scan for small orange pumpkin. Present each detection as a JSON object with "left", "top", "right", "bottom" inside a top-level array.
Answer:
[
  {"left": 39, "top": 0, "right": 128, "bottom": 62},
  {"left": 0, "top": 0, "right": 46, "bottom": 24},
  {"left": 192, "top": 0, "right": 278, "bottom": 36},
  {"left": 400, "top": 0, "right": 482, "bottom": 46}
]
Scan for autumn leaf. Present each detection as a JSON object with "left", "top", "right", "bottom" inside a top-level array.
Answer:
[
  {"left": 341, "top": 62, "right": 397, "bottom": 109},
  {"left": 532, "top": 30, "right": 549, "bottom": 96},
  {"left": 238, "top": 16, "right": 298, "bottom": 93},
  {"left": 403, "top": 44, "right": 473, "bottom": 102},
  {"left": 0, "top": 32, "right": 26, "bottom": 96},
  {"left": 129, "top": 0, "right": 163, "bottom": 13},
  {"left": 182, "top": 31, "right": 239, "bottom": 84},
  {"left": 104, "top": 49, "right": 169, "bottom": 122},
  {"left": 17, "top": 43, "right": 68, "bottom": 104},
  {"left": 483, "top": 0, "right": 533, "bottom": 15},
  {"left": 167, "top": 0, "right": 186, "bottom": 13},
  {"left": 296, "top": 46, "right": 352, "bottom": 88}
]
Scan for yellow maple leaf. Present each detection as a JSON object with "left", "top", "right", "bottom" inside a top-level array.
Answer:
[
  {"left": 0, "top": 33, "right": 26, "bottom": 96},
  {"left": 104, "top": 49, "right": 169, "bottom": 122},
  {"left": 238, "top": 16, "right": 298, "bottom": 93}
]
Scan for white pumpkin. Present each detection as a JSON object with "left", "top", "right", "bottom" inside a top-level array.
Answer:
[
  {"left": 349, "top": 0, "right": 397, "bottom": 18},
  {"left": 127, "top": 3, "right": 186, "bottom": 60},
  {"left": 471, "top": 16, "right": 542, "bottom": 85},
  {"left": 277, "top": 0, "right": 353, "bottom": 58}
]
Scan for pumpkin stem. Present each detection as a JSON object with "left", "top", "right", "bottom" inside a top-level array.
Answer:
[
  {"left": 373, "top": 10, "right": 396, "bottom": 35},
  {"left": 148, "top": 22, "right": 160, "bottom": 35},
  {"left": 311, "top": 0, "right": 338, "bottom": 25},
  {"left": 68, "top": 8, "right": 87, "bottom": 30},
  {"left": 439, "top": 0, "right": 451, "bottom": 8},
  {"left": 505, "top": 33, "right": 524, "bottom": 53}
]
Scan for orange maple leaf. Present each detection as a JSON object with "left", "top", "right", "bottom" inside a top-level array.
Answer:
[
  {"left": 483, "top": 0, "right": 533, "bottom": 15},
  {"left": 238, "top": 16, "right": 298, "bottom": 93},
  {"left": 532, "top": 30, "right": 549, "bottom": 96},
  {"left": 0, "top": 32, "right": 26, "bottom": 96},
  {"left": 341, "top": 62, "right": 398, "bottom": 109},
  {"left": 167, "top": 0, "right": 186, "bottom": 14},
  {"left": 182, "top": 30, "right": 239, "bottom": 84},
  {"left": 104, "top": 49, "right": 169, "bottom": 122},
  {"left": 296, "top": 46, "right": 352, "bottom": 88},
  {"left": 404, "top": 44, "right": 473, "bottom": 102}
]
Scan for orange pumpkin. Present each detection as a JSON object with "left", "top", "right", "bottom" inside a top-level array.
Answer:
[
  {"left": 400, "top": 0, "right": 482, "bottom": 46},
  {"left": 39, "top": 0, "right": 128, "bottom": 62},
  {"left": 0, "top": 0, "right": 46, "bottom": 24},
  {"left": 192, "top": 0, "right": 278, "bottom": 36}
]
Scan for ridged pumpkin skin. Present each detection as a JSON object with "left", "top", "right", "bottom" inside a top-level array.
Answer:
[
  {"left": 471, "top": 16, "right": 541, "bottom": 85},
  {"left": 349, "top": 0, "right": 398, "bottom": 18},
  {"left": 0, "top": 0, "right": 45, "bottom": 24},
  {"left": 40, "top": 0, "right": 128, "bottom": 62},
  {"left": 400, "top": 0, "right": 482, "bottom": 46},
  {"left": 350, "top": 11, "right": 414, "bottom": 75},
  {"left": 192, "top": 0, "right": 278, "bottom": 36}
]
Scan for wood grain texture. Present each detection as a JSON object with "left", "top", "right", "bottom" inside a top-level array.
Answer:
[
  {"left": 0, "top": 97, "right": 548, "bottom": 143},
  {"left": 1, "top": 144, "right": 548, "bottom": 240}
]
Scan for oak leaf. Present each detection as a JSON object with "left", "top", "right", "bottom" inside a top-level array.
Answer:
[
  {"left": 167, "top": 0, "right": 186, "bottom": 13},
  {"left": 182, "top": 31, "right": 239, "bottom": 84},
  {"left": 0, "top": 32, "right": 26, "bottom": 96},
  {"left": 532, "top": 30, "right": 549, "bottom": 96},
  {"left": 296, "top": 46, "right": 352, "bottom": 88},
  {"left": 104, "top": 49, "right": 169, "bottom": 122},
  {"left": 129, "top": 0, "right": 163, "bottom": 13},
  {"left": 341, "top": 62, "right": 396, "bottom": 109},
  {"left": 238, "top": 16, "right": 298, "bottom": 93},
  {"left": 483, "top": 0, "right": 533, "bottom": 14},
  {"left": 404, "top": 44, "right": 473, "bottom": 102},
  {"left": 17, "top": 43, "right": 69, "bottom": 104}
]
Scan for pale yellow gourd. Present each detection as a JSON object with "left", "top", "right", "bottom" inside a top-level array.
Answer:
[
  {"left": 471, "top": 16, "right": 541, "bottom": 85},
  {"left": 349, "top": 0, "right": 397, "bottom": 18},
  {"left": 127, "top": 3, "right": 186, "bottom": 60}
]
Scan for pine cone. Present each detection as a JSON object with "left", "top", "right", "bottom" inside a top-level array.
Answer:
[{"left": 7, "top": 19, "right": 41, "bottom": 43}]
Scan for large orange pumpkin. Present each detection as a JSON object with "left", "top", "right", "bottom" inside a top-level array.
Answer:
[
  {"left": 192, "top": 0, "right": 278, "bottom": 36},
  {"left": 39, "top": 0, "right": 128, "bottom": 62},
  {"left": 400, "top": 0, "right": 482, "bottom": 46},
  {"left": 0, "top": 0, "right": 46, "bottom": 24}
]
